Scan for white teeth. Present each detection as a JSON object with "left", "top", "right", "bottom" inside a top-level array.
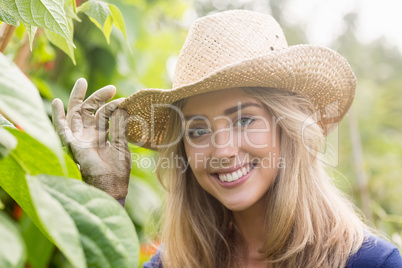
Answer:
[
  {"left": 241, "top": 167, "right": 247, "bottom": 176},
  {"left": 217, "top": 165, "right": 253, "bottom": 183}
]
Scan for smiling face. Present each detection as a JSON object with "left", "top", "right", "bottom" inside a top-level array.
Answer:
[{"left": 182, "top": 88, "right": 281, "bottom": 212}]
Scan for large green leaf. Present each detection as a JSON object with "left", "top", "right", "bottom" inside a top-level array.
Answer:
[
  {"left": 23, "top": 23, "right": 38, "bottom": 50},
  {"left": 0, "top": 0, "right": 73, "bottom": 46},
  {"left": 0, "top": 53, "right": 65, "bottom": 171},
  {"left": 34, "top": 174, "right": 140, "bottom": 268},
  {"left": 0, "top": 115, "right": 17, "bottom": 160},
  {"left": 20, "top": 214, "right": 54, "bottom": 268},
  {"left": 65, "top": 0, "right": 80, "bottom": 22},
  {"left": 1, "top": 128, "right": 81, "bottom": 179},
  {"left": 78, "top": 0, "right": 110, "bottom": 30},
  {"left": 109, "top": 4, "right": 127, "bottom": 40},
  {"left": 78, "top": 0, "right": 128, "bottom": 43},
  {"left": 0, "top": 128, "right": 85, "bottom": 268},
  {"left": 0, "top": 211, "right": 26, "bottom": 268},
  {"left": 0, "top": 127, "right": 17, "bottom": 160},
  {"left": 45, "top": 18, "right": 76, "bottom": 64},
  {"left": 0, "top": 6, "right": 18, "bottom": 26}
]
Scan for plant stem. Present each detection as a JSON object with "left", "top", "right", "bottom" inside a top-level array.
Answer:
[{"left": 0, "top": 23, "right": 16, "bottom": 53}]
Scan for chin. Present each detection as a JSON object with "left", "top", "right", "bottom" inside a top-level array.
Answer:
[{"left": 220, "top": 198, "right": 255, "bottom": 212}]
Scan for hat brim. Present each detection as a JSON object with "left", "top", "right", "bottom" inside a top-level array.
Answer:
[{"left": 120, "top": 44, "right": 355, "bottom": 148}]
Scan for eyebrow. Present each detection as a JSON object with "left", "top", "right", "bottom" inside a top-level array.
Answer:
[{"left": 183, "top": 102, "right": 262, "bottom": 121}]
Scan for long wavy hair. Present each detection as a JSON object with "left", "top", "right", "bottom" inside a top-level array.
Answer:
[{"left": 156, "top": 87, "right": 371, "bottom": 267}]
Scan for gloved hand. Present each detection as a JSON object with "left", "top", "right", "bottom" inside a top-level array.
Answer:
[{"left": 51, "top": 78, "right": 131, "bottom": 203}]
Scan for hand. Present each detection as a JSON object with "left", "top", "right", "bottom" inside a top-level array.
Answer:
[{"left": 52, "top": 78, "right": 131, "bottom": 200}]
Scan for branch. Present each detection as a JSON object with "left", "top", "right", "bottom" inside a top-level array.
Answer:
[{"left": 0, "top": 23, "right": 17, "bottom": 53}]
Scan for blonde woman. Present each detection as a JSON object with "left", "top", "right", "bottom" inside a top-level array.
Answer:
[{"left": 52, "top": 10, "right": 402, "bottom": 268}]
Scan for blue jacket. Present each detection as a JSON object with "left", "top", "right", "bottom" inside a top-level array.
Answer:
[{"left": 143, "top": 234, "right": 402, "bottom": 267}]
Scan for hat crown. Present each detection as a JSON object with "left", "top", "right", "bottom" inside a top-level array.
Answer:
[{"left": 172, "top": 10, "right": 288, "bottom": 88}]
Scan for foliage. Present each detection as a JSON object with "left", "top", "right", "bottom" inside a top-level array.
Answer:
[
  {"left": 0, "top": 0, "right": 128, "bottom": 63},
  {"left": 0, "top": 59, "right": 139, "bottom": 267},
  {"left": 0, "top": 0, "right": 187, "bottom": 266}
]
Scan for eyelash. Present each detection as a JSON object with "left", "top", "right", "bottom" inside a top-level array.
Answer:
[
  {"left": 235, "top": 116, "right": 255, "bottom": 127},
  {"left": 187, "top": 128, "right": 211, "bottom": 138},
  {"left": 187, "top": 116, "right": 255, "bottom": 138}
]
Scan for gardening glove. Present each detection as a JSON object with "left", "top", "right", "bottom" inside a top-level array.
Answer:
[{"left": 51, "top": 78, "right": 131, "bottom": 205}]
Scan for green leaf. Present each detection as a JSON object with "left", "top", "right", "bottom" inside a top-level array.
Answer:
[
  {"left": 45, "top": 18, "right": 76, "bottom": 64},
  {"left": 103, "top": 14, "right": 113, "bottom": 44},
  {"left": 20, "top": 214, "right": 54, "bottom": 268},
  {"left": 0, "top": 211, "right": 26, "bottom": 268},
  {"left": 78, "top": 1, "right": 128, "bottom": 44},
  {"left": 2, "top": 128, "right": 80, "bottom": 179},
  {"left": 23, "top": 23, "right": 38, "bottom": 51},
  {"left": 0, "top": 114, "right": 15, "bottom": 128},
  {"left": 64, "top": 150, "right": 82, "bottom": 181},
  {"left": 78, "top": 0, "right": 110, "bottom": 30},
  {"left": 0, "top": 53, "right": 65, "bottom": 171},
  {"left": 34, "top": 174, "right": 140, "bottom": 268},
  {"left": 65, "top": 0, "right": 80, "bottom": 22},
  {"left": 0, "top": 0, "right": 74, "bottom": 46},
  {"left": 26, "top": 174, "right": 86, "bottom": 268},
  {"left": 0, "top": 132, "right": 86, "bottom": 268},
  {"left": 0, "top": 199, "right": 3, "bottom": 210},
  {"left": 0, "top": 127, "right": 17, "bottom": 160},
  {"left": 109, "top": 4, "right": 127, "bottom": 41},
  {"left": 0, "top": 6, "right": 18, "bottom": 26},
  {"left": 0, "top": 117, "right": 17, "bottom": 160}
]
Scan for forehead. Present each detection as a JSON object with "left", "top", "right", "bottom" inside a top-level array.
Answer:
[{"left": 182, "top": 88, "right": 260, "bottom": 115}]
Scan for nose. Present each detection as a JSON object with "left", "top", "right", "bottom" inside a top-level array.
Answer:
[{"left": 211, "top": 128, "right": 239, "bottom": 160}]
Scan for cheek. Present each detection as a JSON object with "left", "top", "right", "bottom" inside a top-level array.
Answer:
[
  {"left": 239, "top": 130, "right": 279, "bottom": 151},
  {"left": 184, "top": 145, "right": 208, "bottom": 177}
]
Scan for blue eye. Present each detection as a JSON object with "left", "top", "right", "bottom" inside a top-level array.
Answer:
[
  {"left": 188, "top": 128, "right": 210, "bottom": 138},
  {"left": 235, "top": 117, "right": 255, "bottom": 126}
]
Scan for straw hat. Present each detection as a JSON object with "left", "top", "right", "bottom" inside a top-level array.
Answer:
[{"left": 120, "top": 9, "right": 356, "bottom": 149}]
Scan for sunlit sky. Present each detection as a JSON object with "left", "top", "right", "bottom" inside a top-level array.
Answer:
[
  {"left": 192, "top": 0, "right": 402, "bottom": 52},
  {"left": 281, "top": 0, "right": 402, "bottom": 51}
]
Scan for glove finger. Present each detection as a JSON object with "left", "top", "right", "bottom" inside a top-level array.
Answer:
[
  {"left": 95, "top": 98, "right": 125, "bottom": 141},
  {"left": 110, "top": 108, "right": 129, "bottom": 153},
  {"left": 81, "top": 85, "right": 116, "bottom": 128},
  {"left": 66, "top": 78, "right": 87, "bottom": 133},
  {"left": 52, "top": 98, "right": 73, "bottom": 147},
  {"left": 67, "top": 78, "right": 87, "bottom": 112}
]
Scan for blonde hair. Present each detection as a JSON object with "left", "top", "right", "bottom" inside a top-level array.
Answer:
[{"left": 156, "top": 87, "right": 370, "bottom": 267}]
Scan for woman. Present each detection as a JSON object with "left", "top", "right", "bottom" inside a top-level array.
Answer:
[{"left": 52, "top": 10, "right": 402, "bottom": 268}]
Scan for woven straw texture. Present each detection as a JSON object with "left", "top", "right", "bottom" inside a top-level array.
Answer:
[{"left": 119, "top": 10, "right": 356, "bottom": 149}]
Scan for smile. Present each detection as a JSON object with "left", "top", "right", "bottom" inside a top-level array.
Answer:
[{"left": 217, "top": 164, "right": 254, "bottom": 182}]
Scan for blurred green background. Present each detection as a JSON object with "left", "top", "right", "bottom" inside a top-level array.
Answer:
[{"left": 1, "top": 0, "right": 401, "bottom": 266}]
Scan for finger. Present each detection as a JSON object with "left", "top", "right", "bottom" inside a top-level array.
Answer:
[
  {"left": 66, "top": 108, "right": 84, "bottom": 133},
  {"left": 95, "top": 98, "right": 125, "bottom": 141},
  {"left": 81, "top": 85, "right": 116, "bottom": 128},
  {"left": 66, "top": 78, "right": 87, "bottom": 133},
  {"left": 109, "top": 108, "right": 129, "bottom": 152},
  {"left": 52, "top": 98, "right": 73, "bottom": 147},
  {"left": 67, "top": 78, "right": 88, "bottom": 112}
]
